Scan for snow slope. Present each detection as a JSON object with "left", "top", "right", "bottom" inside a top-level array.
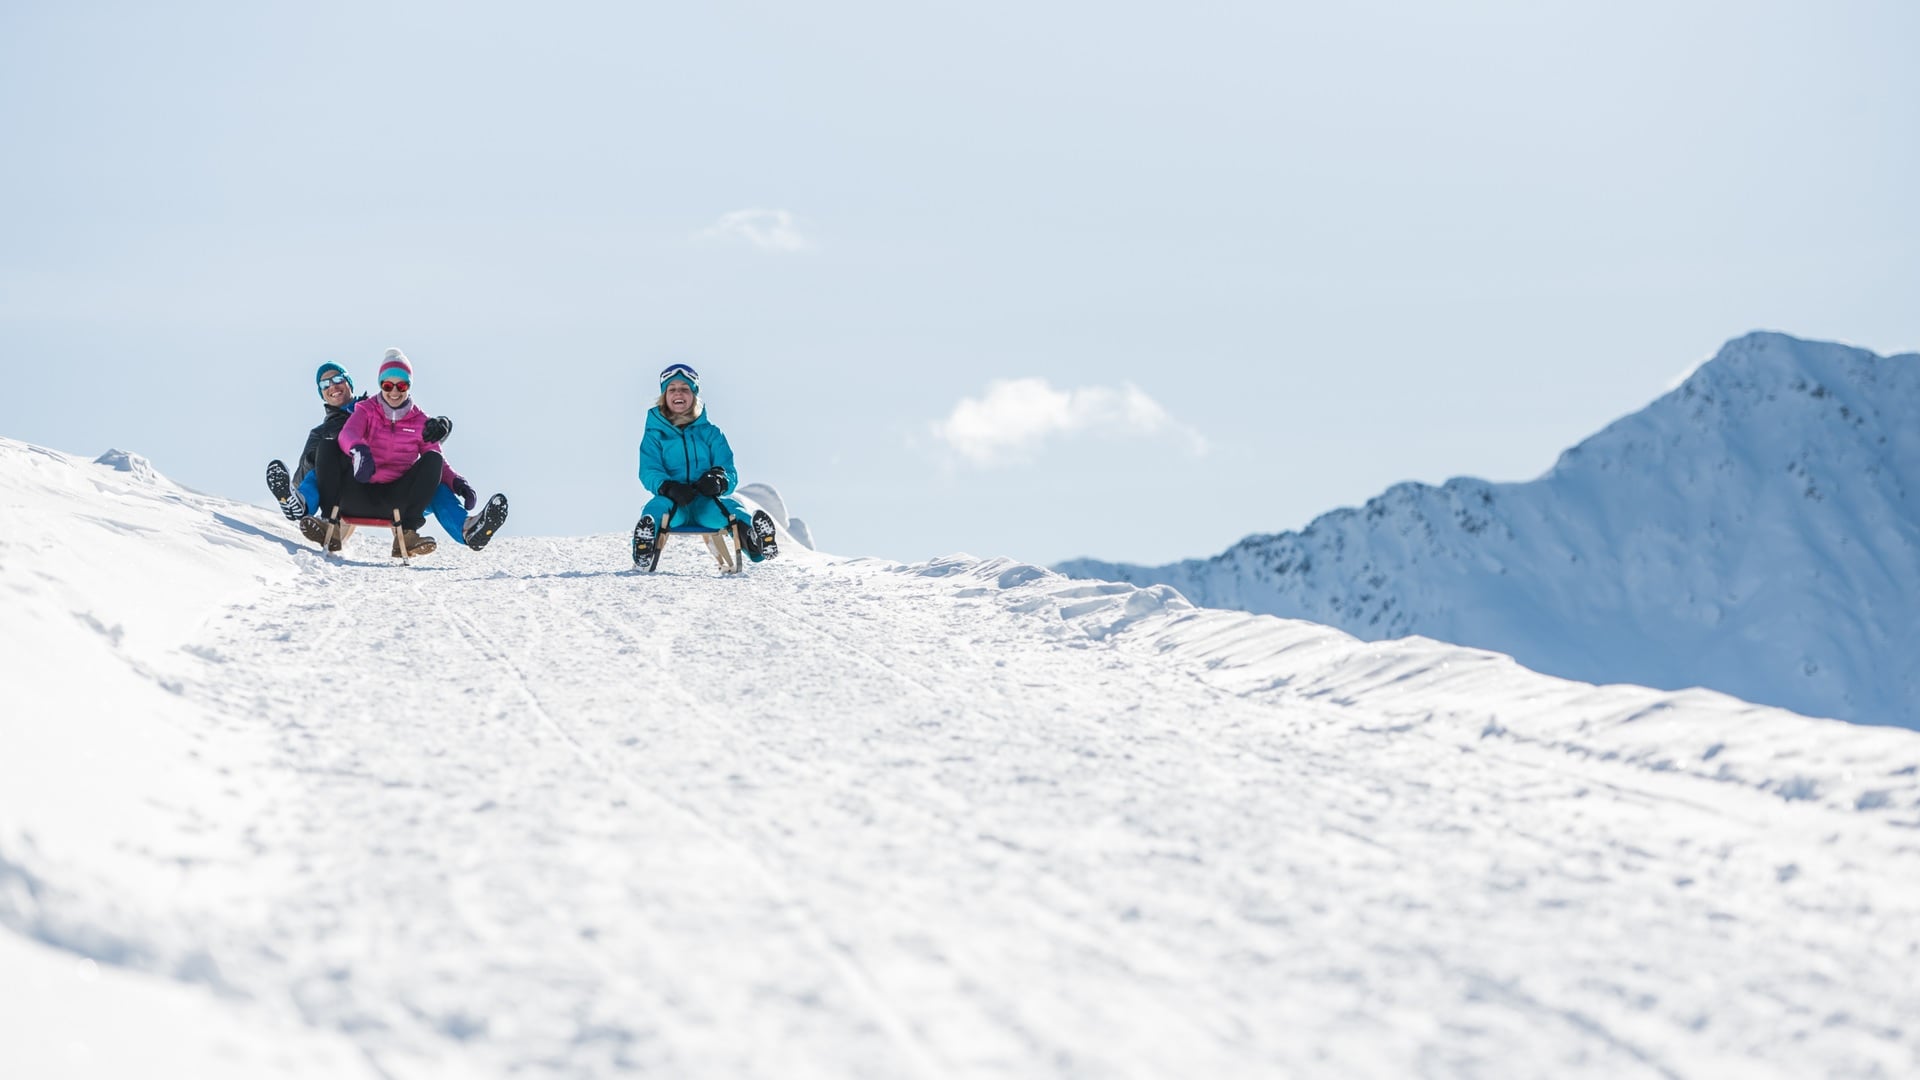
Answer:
[
  {"left": 1059, "top": 332, "right": 1920, "bottom": 729},
  {"left": 3, "top": 435, "right": 1920, "bottom": 1079}
]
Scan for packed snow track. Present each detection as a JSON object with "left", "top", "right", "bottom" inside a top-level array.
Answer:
[{"left": 3, "top": 439, "right": 1918, "bottom": 1079}]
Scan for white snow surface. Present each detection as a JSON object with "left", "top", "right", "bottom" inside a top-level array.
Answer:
[
  {"left": 1059, "top": 332, "right": 1920, "bottom": 729},
  {"left": 3, "top": 434, "right": 1920, "bottom": 1079}
]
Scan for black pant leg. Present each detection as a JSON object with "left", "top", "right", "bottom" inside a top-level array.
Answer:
[
  {"left": 312, "top": 444, "right": 372, "bottom": 518},
  {"left": 319, "top": 444, "right": 420, "bottom": 521},
  {"left": 316, "top": 451, "right": 440, "bottom": 527},
  {"left": 390, "top": 452, "right": 443, "bottom": 530}
]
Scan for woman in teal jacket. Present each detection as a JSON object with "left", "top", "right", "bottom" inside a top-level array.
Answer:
[{"left": 633, "top": 363, "right": 779, "bottom": 566}]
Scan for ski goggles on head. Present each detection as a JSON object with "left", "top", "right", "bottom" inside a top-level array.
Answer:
[{"left": 658, "top": 363, "right": 700, "bottom": 389}]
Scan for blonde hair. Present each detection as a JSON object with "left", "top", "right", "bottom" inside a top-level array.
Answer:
[{"left": 654, "top": 394, "right": 704, "bottom": 427}]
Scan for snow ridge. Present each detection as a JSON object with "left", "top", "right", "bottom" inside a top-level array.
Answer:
[
  {"left": 1058, "top": 332, "right": 1920, "bottom": 728},
  {"left": 898, "top": 555, "right": 1920, "bottom": 818}
]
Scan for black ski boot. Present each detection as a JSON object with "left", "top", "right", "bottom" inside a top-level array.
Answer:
[
  {"left": 463, "top": 494, "right": 509, "bottom": 552},
  {"left": 265, "top": 460, "right": 306, "bottom": 521},
  {"left": 744, "top": 509, "right": 779, "bottom": 562},
  {"left": 632, "top": 514, "right": 659, "bottom": 570}
]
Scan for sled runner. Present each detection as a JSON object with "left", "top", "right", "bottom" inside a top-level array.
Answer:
[{"left": 324, "top": 507, "right": 432, "bottom": 564}]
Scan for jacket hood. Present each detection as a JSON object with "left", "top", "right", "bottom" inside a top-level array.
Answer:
[{"left": 647, "top": 405, "right": 710, "bottom": 434}]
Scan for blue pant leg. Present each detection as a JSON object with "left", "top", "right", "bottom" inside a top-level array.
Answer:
[
  {"left": 430, "top": 484, "right": 469, "bottom": 546},
  {"left": 297, "top": 474, "right": 319, "bottom": 516},
  {"left": 717, "top": 496, "right": 769, "bottom": 561},
  {"left": 694, "top": 495, "right": 736, "bottom": 532},
  {"left": 642, "top": 494, "right": 677, "bottom": 529},
  {"left": 719, "top": 495, "right": 753, "bottom": 529}
]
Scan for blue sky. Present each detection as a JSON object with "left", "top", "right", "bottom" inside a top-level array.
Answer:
[{"left": 2, "top": 1, "right": 1916, "bottom": 565}]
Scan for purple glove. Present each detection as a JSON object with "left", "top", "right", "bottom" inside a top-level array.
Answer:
[
  {"left": 349, "top": 445, "right": 374, "bottom": 483},
  {"left": 450, "top": 476, "right": 478, "bottom": 511}
]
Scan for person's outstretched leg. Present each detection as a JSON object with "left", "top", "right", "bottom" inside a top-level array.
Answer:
[
  {"left": 308, "top": 447, "right": 375, "bottom": 551},
  {"left": 721, "top": 497, "right": 779, "bottom": 562},
  {"left": 429, "top": 484, "right": 469, "bottom": 546},
  {"left": 312, "top": 444, "right": 378, "bottom": 519},
  {"left": 360, "top": 452, "right": 444, "bottom": 558},
  {"left": 393, "top": 452, "right": 444, "bottom": 531},
  {"left": 291, "top": 471, "right": 331, "bottom": 544},
  {"left": 297, "top": 472, "right": 320, "bottom": 519}
]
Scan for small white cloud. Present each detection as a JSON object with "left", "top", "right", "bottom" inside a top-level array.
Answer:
[
  {"left": 932, "top": 378, "right": 1206, "bottom": 466},
  {"left": 700, "top": 208, "right": 809, "bottom": 252}
]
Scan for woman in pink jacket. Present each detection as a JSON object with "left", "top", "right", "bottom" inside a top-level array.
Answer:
[{"left": 325, "top": 348, "right": 509, "bottom": 556}]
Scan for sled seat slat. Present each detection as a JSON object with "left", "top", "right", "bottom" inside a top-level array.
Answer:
[{"left": 655, "top": 523, "right": 743, "bottom": 574}]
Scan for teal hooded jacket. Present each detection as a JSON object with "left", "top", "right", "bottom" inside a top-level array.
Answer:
[{"left": 638, "top": 405, "right": 750, "bottom": 531}]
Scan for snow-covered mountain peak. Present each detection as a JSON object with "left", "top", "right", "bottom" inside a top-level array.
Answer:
[
  {"left": 1547, "top": 331, "right": 1917, "bottom": 488},
  {"left": 1060, "top": 332, "right": 1920, "bottom": 727}
]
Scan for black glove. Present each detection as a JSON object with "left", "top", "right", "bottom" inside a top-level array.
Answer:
[
  {"left": 694, "top": 466, "right": 728, "bottom": 497},
  {"left": 349, "top": 445, "right": 375, "bottom": 483},
  {"left": 424, "top": 416, "right": 452, "bottom": 443},
  {"left": 659, "top": 480, "right": 697, "bottom": 507},
  {"left": 449, "top": 476, "right": 478, "bottom": 511}
]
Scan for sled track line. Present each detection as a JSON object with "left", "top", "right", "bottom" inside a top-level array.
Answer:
[
  {"left": 555, "top": 586, "right": 1052, "bottom": 1069},
  {"left": 738, "top": 584, "right": 1281, "bottom": 1050},
  {"left": 747, "top": 585, "right": 1211, "bottom": 811},
  {"left": 582, "top": 571, "right": 1243, "bottom": 1066},
  {"left": 750, "top": 586, "right": 947, "bottom": 701},
  {"left": 418, "top": 581, "right": 949, "bottom": 1080},
  {"left": 765, "top": 584, "right": 1276, "bottom": 809},
  {"left": 561, "top": 593, "right": 1129, "bottom": 1058},
  {"left": 264, "top": 563, "right": 703, "bottom": 1074}
]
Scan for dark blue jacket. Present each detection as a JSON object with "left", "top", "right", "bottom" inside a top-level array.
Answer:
[{"left": 293, "top": 394, "right": 364, "bottom": 488}]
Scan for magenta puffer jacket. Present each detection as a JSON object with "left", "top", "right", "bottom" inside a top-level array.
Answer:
[{"left": 338, "top": 398, "right": 462, "bottom": 487}]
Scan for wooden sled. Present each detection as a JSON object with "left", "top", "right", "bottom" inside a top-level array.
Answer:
[
  {"left": 645, "top": 522, "right": 744, "bottom": 575},
  {"left": 325, "top": 506, "right": 430, "bottom": 564}
]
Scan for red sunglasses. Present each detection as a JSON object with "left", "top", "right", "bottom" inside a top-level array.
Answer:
[{"left": 381, "top": 380, "right": 410, "bottom": 393}]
